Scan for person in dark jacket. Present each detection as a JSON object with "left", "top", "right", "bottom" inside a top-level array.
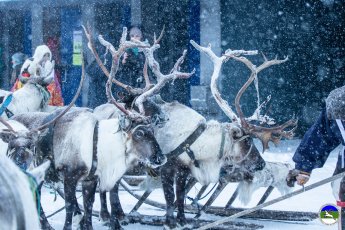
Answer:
[
  {"left": 10, "top": 52, "right": 28, "bottom": 91},
  {"left": 286, "top": 85, "right": 345, "bottom": 225},
  {"left": 117, "top": 25, "right": 147, "bottom": 89}
]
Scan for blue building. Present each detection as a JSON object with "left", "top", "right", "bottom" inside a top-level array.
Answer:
[{"left": 0, "top": 0, "right": 344, "bottom": 137}]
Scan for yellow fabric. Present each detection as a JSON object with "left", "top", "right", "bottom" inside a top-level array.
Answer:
[{"left": 12, "top": 78, "right": 25, "bottom": 92}]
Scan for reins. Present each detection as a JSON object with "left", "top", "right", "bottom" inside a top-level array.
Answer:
[{"left": 22, "top": 170, "right": 41, "bottom": 218}]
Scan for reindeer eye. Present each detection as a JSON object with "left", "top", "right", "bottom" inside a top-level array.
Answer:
[{"left": 135, "top": 130, "right": 145, "bottom": 138}]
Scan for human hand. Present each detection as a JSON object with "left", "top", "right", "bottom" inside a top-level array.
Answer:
[
  {"left": 122, "top": 52, "right": 128, "bottom": 64},
  {"left": 286, "top": 169, "right": 311, "bottom": 187},
  {"left": 296, "top": 172, "right": 310, "bottom": 186}
]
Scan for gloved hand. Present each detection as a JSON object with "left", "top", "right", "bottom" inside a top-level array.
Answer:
[
  {"left": 296, "top": 171, "right": 310, "bottom": 186},
  {"left": 286, "top": 169, "right": 311, "bottom": 187}
]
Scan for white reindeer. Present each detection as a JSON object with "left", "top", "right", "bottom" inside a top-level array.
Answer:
[
  {"left": 0, "top": 153, "right": 50, "bottom": 230},
  {"left": 0, "top": 45, "right": 56, "bottom": 120}
]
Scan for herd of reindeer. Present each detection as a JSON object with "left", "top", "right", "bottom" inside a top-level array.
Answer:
[{"left": 0, "top": 23, "right": 298, "bottom": 230}]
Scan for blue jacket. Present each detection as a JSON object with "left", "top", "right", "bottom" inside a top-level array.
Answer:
[{"left": 293, "top": 108, "right": 345, "bottom": 173}]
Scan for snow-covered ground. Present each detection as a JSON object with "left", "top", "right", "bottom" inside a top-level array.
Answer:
[{"left": 42, "top": 139, "right": 340, "bottom": 229}]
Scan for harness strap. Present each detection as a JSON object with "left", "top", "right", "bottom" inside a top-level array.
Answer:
[
  {"left": 168, "top": 123, "right": 206, "bottom": 168},
  {"left": 336, "top": 119, "right": 345, "bottom": 168},
  {"left": 0, "top": 94, "right": 14, "bottom": 118},
  {"left": 36, "top": 112, "right": 59, "bottom": 182},
  {"left": 35, "top": 84, "right": 51, "bottom": 106},
  {"left": 85, "top": 121, "right": 99, "bottom": 180}
]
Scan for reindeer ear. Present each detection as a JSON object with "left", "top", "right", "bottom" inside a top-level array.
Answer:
[
  {"left": 0, "top": 131, "right": 16, "bottom": 143},
  {"left": 118, "top": 114, "right": 131, "bottom": 131}
]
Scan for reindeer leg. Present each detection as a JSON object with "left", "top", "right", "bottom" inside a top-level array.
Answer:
[
  {"left": 99, "top": 190, "right": 111, "bottom": 225},
  {"left": 37, "top": 182, "right": 55, "bottom": 230},
  {"left": 109, "top": 180, "right": 126, "bottom": 230},
  {"left": 110, "top": 181, "right": 128, "bottom": 225},
  {"left": 161, "top": 161, "right": 177, "bottom": 230},
  {"left": 80, "top": 177, "right": 98, "bottom": 230},
  {"left": 175, "top": 166, "right": 192, "bottom": 229},
  {"left": 62, "top": 172, "right": 82, "bottom": 230}
]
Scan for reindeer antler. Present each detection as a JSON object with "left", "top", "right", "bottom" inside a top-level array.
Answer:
[
  {"left": 82, "top": 21, "right": 151, "bottom": 96},
  {"left": 190, "top": 40, "right": 257, "bottom": 122},
  {"left": 135, "top": 36, "right": 195, "bottom": 115},
  {"left": 192, "top": 41, "right": 297, "bottom": 152},
  {"left": 0, "top": 117, "right": 18, "bottom": 137},
  {"left": 27, "top": 47, "right": 86, "bottom": 136},
  {"left": 231, "top": 53, "right": 297, "bottom": 152}
]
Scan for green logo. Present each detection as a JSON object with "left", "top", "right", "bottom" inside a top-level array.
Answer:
[{"left": 319, "top": 203, "right": 340, "bottom": 226}]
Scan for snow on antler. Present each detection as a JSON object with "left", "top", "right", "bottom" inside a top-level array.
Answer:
[
  {"left": 190, "top": 40, "right": 257, "bottom": 122},
  {"left": 191, "top": 40, "right": 297, "bottom": 152},
  {"left": 134, "top": 29, "right": 195, "bottom": 115}
]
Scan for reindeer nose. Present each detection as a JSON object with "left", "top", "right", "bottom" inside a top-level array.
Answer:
[{"left": 149, "top": 151, "right": 167, "bottom": 167}]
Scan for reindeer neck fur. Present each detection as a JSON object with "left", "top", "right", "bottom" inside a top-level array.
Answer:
[
  {"left": 52, "top": 110, "right": 96, "bottom": 172},
  {"left": 155, "top": 102, "right": 206, "bottom": 154},
  {"left": 96, "top": 118, "right": 137, "bottom": 191},
  {"left": 177, "top": 120, "right": 236, "bottom": 185},
  {"left": 2, "top": 84, "right": 46, "bottom": 119}
]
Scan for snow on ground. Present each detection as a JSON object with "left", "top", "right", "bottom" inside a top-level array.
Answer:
[{"left": 41, "top": 139, "right": 340, "bottom": 229}]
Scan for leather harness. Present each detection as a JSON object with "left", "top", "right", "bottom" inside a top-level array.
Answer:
[{"left": 167, "top": 123, "right": 206, "bottom": 168}]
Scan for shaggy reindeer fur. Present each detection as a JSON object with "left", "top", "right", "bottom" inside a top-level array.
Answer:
[
  {"left": 94, "top": 101, "right": 266, "bottom": 229},
  {"left": 10, "top": 107, "right": 166, "bottom": 230},
  {"left": 0, "top": 153, "right": 50, "bottom": 230},
  {"left": 238, "top": 161, "right": 292, "bottom": 206}
]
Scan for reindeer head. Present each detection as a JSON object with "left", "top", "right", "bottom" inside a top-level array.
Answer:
[
  {"left": 120, "top": 115, "right": 166, "bottom": 168},
  {"left": 0, "top": 126, "right": 46, "bottom": 170}
]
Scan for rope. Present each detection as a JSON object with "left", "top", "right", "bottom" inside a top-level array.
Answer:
[
  {"left": 196, "top": 170, "right": 345, "bottom": 230},
  {"left": 147, "top": 166, "right": 159, "bottom": 180},
  {"left": 218, "top": 128, "right": 226, "bottom": 159},
  {"left": 46, "top": 194, "right": 83, "bottom": 219},
  {"left": 186, "top": 168, "right": 226, "bottom": 212},
  {"left": 23, "top": 171, "right": 41, "bottom": 218},
  {"left": 35, "top": 84, "right": 51, "bottom": 105}
]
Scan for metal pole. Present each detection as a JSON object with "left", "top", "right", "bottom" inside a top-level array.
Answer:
[{"left": 196, "top": 171, "right": 345, "bottom": 230}]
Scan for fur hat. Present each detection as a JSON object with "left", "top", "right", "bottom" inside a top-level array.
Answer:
[
  {"left": 12, "top": 52, "right": 28, "bottom": 64},
  {"left": 326, "top": 86, "right": 345, "bottom": 120},
  {"left": 129, "top": 26, "right": 143, "bottom": 38},
  {"left": 33, "top": 45, "right": 52, "bottom": 62}
]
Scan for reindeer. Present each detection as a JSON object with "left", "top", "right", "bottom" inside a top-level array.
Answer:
[
  {"left": 5, "top": 44, "right": 166, "bottom": 230},
  {"left": 83, "top": 23, "right": 297, "bottom": 230},
  {"left": 0, "top": 52, "right": 88, "bottom": 229},
  {"left": 0, "top": 153, "right": 51, "bottom": 230},
  {"left": 0, "top": 57, "right": 56, "bottom": 120}
]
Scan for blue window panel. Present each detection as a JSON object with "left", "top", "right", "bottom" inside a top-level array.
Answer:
[
  {"left": 188, "top": 0, "right": 200, "bottom": 86},
  {"left": 121, "top": 5, "right": 131, "bottom": 29},
  {"left": 23, "top": 11, "right": 32, "bottom": 56},
  {"left": 61, "top": 8, "right": 82, "bottom": 106}
]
